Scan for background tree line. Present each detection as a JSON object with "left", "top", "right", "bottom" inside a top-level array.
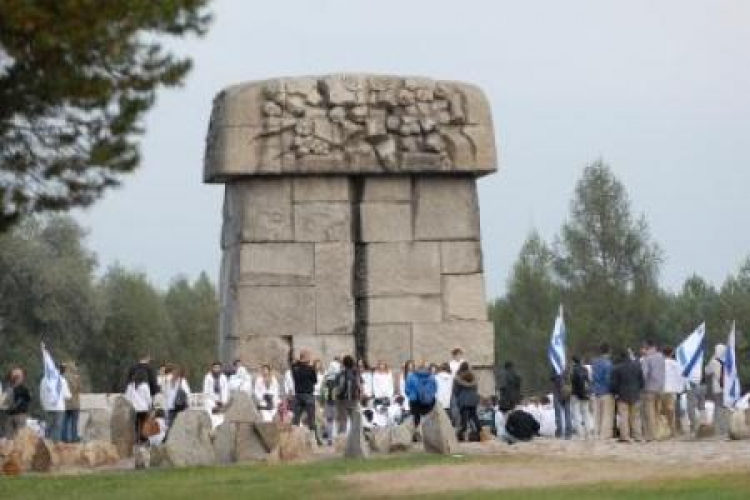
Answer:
[
  {"left": 490, "top": 160, "right": 750, "bottom": 395},
  {"left": 0, "top": 216, "right": 218, "bottom": 396}
]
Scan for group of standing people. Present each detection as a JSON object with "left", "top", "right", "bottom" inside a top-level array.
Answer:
[{"left": 544, "top": 340, "right": 734, "bottom": 443}]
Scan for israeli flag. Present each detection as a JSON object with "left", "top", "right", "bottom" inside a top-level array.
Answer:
[
  {"left": 724, "top": 321, "right": 741, "bottom": 408},
  {"left": 675, "top": 322, "right": 706, "bottom": 384},
  {"left": 548, "top": 305, "right": 566, "bottom": 376},
  {"left": 41, "top": 342, "right": 63, "bottom": 406}
]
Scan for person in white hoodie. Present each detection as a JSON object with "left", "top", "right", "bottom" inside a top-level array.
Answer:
[
  {"left": 372, "top": 361, "right": 395, "bottom": 405},
  {"left": 165, "top": 365, "right": 191, "bottom": 426},
  {"left": 705, "top": 344, "right": 728, "bottom": 436},
  {"left": 125, "top": 370, "right": 152, "bottom": 443},
  {"left": 435, "top": 363, "right": 454, "bottom": 419},
  {"left": 228, "top": 365, "right": 253, "bottom": 395},
  {"left": 203, "top": 362, "right": 229, "bottom": 414},
  {"left": 40, "top": 365, "right": 71, "bottom": 443},
  {"left": 662, "top": 346, "right": 685, "bottom": 438}
]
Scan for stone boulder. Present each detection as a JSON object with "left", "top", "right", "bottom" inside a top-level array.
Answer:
[
  {"left": 696, "top": 423, "right": 716, "bottom": 439},
  {"left": 368, "top": 427, "right": 390, "bottom": 453},
  {"left": 53, "top": 441, "right": 120, "bottom": 468},
  {"left": 224, "top": 391, "right": 261, "bottom": 423},
  {"left": 7, "top": 427, "right": 39, "bottom": 470},
  {"left": 235, "top": 423, "right": 268, "bottom": 462},
  {"left": 254, "top": 422, "right": 281, "bottom": 453},
  {"left": 161, "top": 410, "right": 216, "bottom": 467},
  {"left": 110, "top": 395, "right": 136, "bottom": 458},
  {"left": 729, "top": 410, "right": 750, "bottom": 440},
  {"left": 2, "top": 452, "right": 22, "bottom": 476},
  {"left": 278, "top": 425, "right": 313, "bottom": 461},
  {"left": 388, "top": 422, "right": 413, "bottom": 452},
  {"left": 82, "top": 408, "right": 112, "bottom": 442},
  {"left": 422, "top": 407, "right": 458, "bottom": 455},
  {"left": 31, "top": 439, "right": 55, "bottom": 472},
  {"left": 344, "top": 411, "right": 369, "bottom": 459}
]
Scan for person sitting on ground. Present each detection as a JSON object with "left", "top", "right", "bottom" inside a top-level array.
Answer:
[
  {"left": 478, "top": 396, "right": 498, "bottom": 435},
  {"left": 149, "top": 409, "right": 168, "bottom": 446},
  {"left": 405, "top": 360, "right": 437, "bottom": 441},
  {"left": 453, "top": 361, "right": 481, "bottom": 442},
  {"left": 504, "top": 407, "right": 541, "bottom": 444},
  {"left": 389, "top": 395, "right": 406, "bottom": 425}
]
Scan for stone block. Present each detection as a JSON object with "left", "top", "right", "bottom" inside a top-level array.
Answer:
[
  {"left": 293, "top": 176, "right": 351, "bottom": 202},
  {"left": 237, "top": 243, "right": 314, "bottom": 286},
  {"left": 233, "top": 286, "right": 315, "bottom": 337},
  {"left": 360, "top": 203, "right": 412, "bottom": 242},
  {"left": 365, "top": 296, "right": 442, "bottom": 324},
  {"left": 414, "top": 177, "right": 480, "bottom": 241},
  {"left": 365, "top": 324, "right": 412, "bottom": 368},
  {"left": 294, "top": 202, "right": 352, "bottom": 242},
  {"left": 293, "top": 335, "right": 355, "bottom": 362},
  {"left": 441, "top": 241, "right": 482, "bottom": 274},
  {"left": 224, "top": 179, "right": 293, "bottom": 245},
  {"left": 443, "top": 274, "right": 488, "bottom": 321},
  {"left": 360, "top": 243, "right": 441, "bottom": 297},
  {"left": 315, "top": 243, "right": 355, "bottom": 335},
  {"left": 361, "top": 177, "right": 412, "bottom": 202},
  {"left": 224, "top": 337, "right": 292, "bottom": 372},
  {"left": 411, "top": 321, "right": 494, "bottom": 366}
]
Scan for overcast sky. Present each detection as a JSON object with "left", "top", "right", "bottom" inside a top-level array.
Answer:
[{"left": 75, "top": 0, "right": 750, "bottom": 298}]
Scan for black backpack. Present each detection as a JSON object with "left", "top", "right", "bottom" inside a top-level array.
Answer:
[
  {"left": 571, "top": 365, "right": 590, "bottom": 399},
  {"left": 335, "top": 369, "right": 360, "bottom": 401},
  {"left": 173, "top": 386, "right": 188, "bottom": 411}
]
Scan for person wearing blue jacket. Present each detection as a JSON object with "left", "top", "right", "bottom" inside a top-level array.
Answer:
[
  {"left": 591, "top": 343, "right": 614, "bottom": 439},
  {"left": 405, "top": 360, "right": 437, "bottom": 440}
]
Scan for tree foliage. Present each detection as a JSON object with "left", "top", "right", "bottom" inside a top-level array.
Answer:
[
  {"left": 492, "top": 160, "right": 750, "bottom": 394},
  {"left": 0, "top": 0, "right": 212, "bottom": 229},
  {"left": 0, "top": 216, "right": 218, "bottom": 397}
]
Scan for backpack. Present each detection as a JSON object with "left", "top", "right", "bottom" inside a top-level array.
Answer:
[
  {"left": 414, "top": 374, "right": 436, "bottom": 406},
  {"left": 173, "top": 386, "right": 188, "bottom": 411},
  {"left": 335, "top": 369, "right": 360, "bottom": 401},
  {"left": 571, "top": 365, "right": 590, "bottom": 399}
]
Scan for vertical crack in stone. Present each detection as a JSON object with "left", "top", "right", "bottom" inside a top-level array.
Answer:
[{"left": 352, "top": 177, "right": 367, "bottom": 360}]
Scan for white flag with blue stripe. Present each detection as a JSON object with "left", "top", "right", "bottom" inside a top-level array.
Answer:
[
  {"left": 548, "top": 305, "right": 566, "bottom": 376},
  {"left": 41, "top": 342, "right": 63, "bottom": 407},
  {"left": 724, "top": 321, "right": 741, "bottom": 408},
  {"left": 675, "top": 322, "right": 705, "bottom": 384}
]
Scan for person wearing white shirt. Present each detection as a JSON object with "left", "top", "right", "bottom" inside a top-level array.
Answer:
[
  {"left": 372, "top": 361, "right": 395, "bottom": 404},
  {"left": 358, "top": 359, "right": 374, "bottom": 403},
  {"left": 313, "top": 359, "right": 324, "bottom": 399},
  {"left": 40, "top": 370, "right": 71, "bottom": 443},
  {"left": 228, "top": 365, "right": 253, "bottom": 395},
  {"left": 255, "top": 364, "right": 281, "bottom": 422},
  {"left": 165, "top": 366, "right": 191, "bottom": 425},
  {"left": 662, "top": 346, "right": 686, "bottom": 438},
  {"left": 203, "top": 362, "right": 229, "bottom": 414},
  {"left": 125, "top": 371, "right": 152, "bottom": 443},
  {"left": 398, "top": 360, "right": 415, "bottom": 412},
  {"left": 449, "top": 348, "right": 465, "bottom": 377},
  {"left": 435, "top": 363, "right": 454, "bottom": 418}
]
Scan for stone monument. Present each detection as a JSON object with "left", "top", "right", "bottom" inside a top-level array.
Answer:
[{"left": 204, "top": 74, "right": 497, "bottom": 391}]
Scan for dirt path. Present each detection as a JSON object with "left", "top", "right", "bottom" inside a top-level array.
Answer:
[{"left": 343, "top": 438, "right": 750, "bottom": 497}]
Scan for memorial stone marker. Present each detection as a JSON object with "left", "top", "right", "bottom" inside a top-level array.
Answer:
[{"left": 205, "top": 74, "right": 497, "bottom": 391}]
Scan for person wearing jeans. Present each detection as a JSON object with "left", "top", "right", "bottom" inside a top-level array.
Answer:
[
  {"left": 453, "top": 362, "right": 481, "bottom": 441},
  {"left": 291, "top": 349, "right": 320, "bottom": 443},
  {"left": 591, "top": 343, "right": 615, "bottom": 439},
  {"left": 551, "top": 369, "right": 572, "bottom": 439}
]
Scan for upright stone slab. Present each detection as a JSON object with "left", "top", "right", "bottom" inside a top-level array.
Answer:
[
  {"left": 163, "top": 410, "right": 216, "bottom": 467},
  {"left": 110, "top": 395, "right": 136, "bottom": 458},
  {"left": 206, "top": 74, "right": 497, "bottom": 388}
]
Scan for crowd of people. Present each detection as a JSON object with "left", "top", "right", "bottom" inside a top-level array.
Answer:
[{"left": 2, "top": 339, "right": 747, "bottom": 449}]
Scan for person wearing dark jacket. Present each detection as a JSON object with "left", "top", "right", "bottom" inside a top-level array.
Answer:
[
  {"left": 610, "top": 349, "right": 645, "bottom": 442},
  {"left": 5, "top": 368, "right": 32, "bottom": 438},
  {"left": 496, "top": 361, "right": 522, "bottom": 412},
  {"left": 291, "top": 349, "right": 319, "bottom": 442},
  {"left": 128, "top": 355, "right": 159, "bottom": 396},
  {"left": 505, "top": 409, "right": 540, "bottom": 443},
  {"left": 453, "top": 362, "right": 481, "bottom": 441}
]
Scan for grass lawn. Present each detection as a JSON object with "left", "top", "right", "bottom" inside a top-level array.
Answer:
[{"left": 1, "top": 453, "right": 749, "bottom": 500}]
